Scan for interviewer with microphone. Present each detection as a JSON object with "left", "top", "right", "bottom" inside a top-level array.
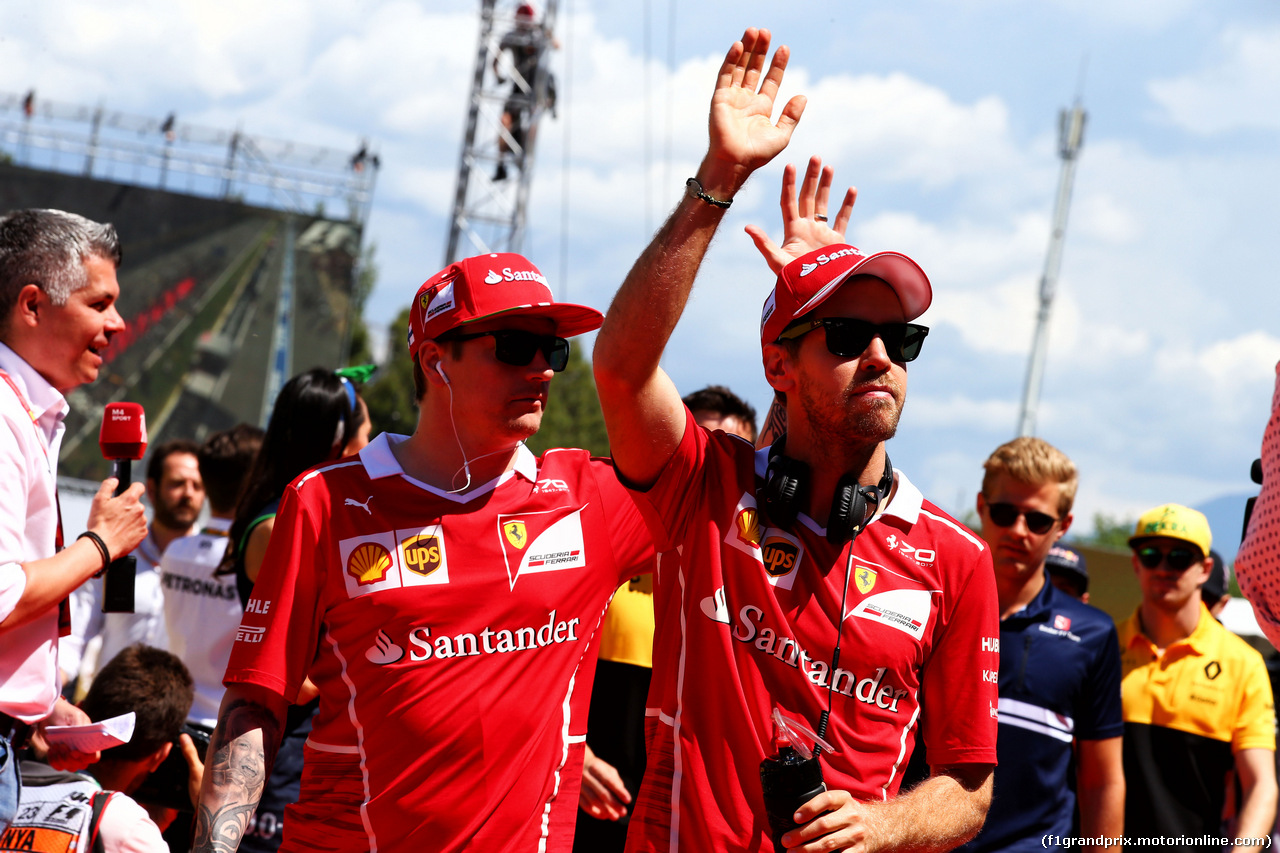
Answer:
[{"left": 0, "top": 209, "right": 147, "bottom": 834}]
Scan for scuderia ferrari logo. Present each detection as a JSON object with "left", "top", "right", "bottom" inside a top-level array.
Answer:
[{"left": 497, "top": 505, "right": 588, "bottom": 589}]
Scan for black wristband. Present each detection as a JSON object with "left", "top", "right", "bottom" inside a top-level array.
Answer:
[
  {"left": 685, "top": 177, "right": 732, "bottom": 209},
  {"left": 77, "top": 531, "right": 111, "bottom": 577}
]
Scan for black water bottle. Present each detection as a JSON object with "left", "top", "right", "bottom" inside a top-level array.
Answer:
[{"left": 759, "top": 746, "right": 826, "bottom": 853}]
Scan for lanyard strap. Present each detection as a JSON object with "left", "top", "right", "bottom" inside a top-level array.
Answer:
[{"left": 0, "top": 368, "right": 70, "bottom": 636}]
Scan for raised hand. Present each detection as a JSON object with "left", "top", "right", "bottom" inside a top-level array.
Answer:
[
  {"left": 746, "top": 155, "right": 858, "bottom": 275},
  {"left": 703, "top": 28, "right": 806, "bottom": 193}
]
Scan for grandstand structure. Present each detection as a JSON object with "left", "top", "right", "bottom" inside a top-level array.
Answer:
[{"left": 0, "top": 94, "right": 375, "bottom": 481}]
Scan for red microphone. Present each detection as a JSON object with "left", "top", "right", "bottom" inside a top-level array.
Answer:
[
  {"left": 99, "top": 402, "right": 148, "bottom": 474},
  {"left": 98, "top": 402, "right": 147, "bottom": 613}
]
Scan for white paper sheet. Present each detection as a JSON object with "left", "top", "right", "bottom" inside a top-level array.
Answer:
[{"left": 44, "top": 711, "right": 135, "bottom": 753}]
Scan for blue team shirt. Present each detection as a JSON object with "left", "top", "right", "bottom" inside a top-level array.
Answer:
[{"left": 960, "top": 572, "right": 1124, "bottom": 853}]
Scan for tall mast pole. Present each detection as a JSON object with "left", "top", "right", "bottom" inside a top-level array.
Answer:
[{"left": 1017, "top": 101, "right": 1086, "bottom": 437}]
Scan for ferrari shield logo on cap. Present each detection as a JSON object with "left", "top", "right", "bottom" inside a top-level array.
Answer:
[{"left": 504, "top": 520, "right": 528, "bottom": 550}]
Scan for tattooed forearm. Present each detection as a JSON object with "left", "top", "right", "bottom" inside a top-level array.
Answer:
[
  {"left": 757, "top": 395, "right": 787, "bottom": 449},
  {"left": 193, "top": 802, "right": 261, "bottom": 853},
  {"left": 192, "top": 698, "right": 283, "bottom": 853}
]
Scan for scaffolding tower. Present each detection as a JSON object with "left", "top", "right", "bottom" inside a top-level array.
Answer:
[{"left": 445, "top": 0, "right": 560, "bottom": 265}]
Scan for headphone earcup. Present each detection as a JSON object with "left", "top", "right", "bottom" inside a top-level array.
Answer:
[
  {"left": 764, "top": 464, "right": 802, "bottom": 530},
  {"left": 828, "top": 473, "right": 865, "bottom": 545},
  {"left": 762, "top": 439, "right": 806, "bottom": 531}
]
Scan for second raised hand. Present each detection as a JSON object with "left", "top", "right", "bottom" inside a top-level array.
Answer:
[
  {"left": 745, "top": 155, "right": 858, "bottom": 275},
  {"left": 703, "top": 28, "right": 807, "bottom": 192}
]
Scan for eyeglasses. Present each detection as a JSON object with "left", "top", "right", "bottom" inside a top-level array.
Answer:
[
  {"left": 777, "top": 318, "right": 929, "bottom": 362},
  {"left": 1135, "top": 546, "right": 1201, "bottom": 572},
  {"left": 985, "top": 502, "right": 1059, "bottom": 535},
  {"left": 442, "top": 329, "right": 571, "bottom": 372}
]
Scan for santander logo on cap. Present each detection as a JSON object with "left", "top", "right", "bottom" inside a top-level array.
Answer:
[
  {"left": 801, "top": 246, "right": 866, "bottom": 275},
  {"left": 486, "top": 266, "right": 550, "bottom": 286}
]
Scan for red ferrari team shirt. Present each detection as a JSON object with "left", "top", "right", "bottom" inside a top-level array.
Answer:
[
  {"left": 224, "top": 434, "right": 654, "bottom": 853},
  {"left": 626, "top": 410, "right": 999, "bottom": 853}
]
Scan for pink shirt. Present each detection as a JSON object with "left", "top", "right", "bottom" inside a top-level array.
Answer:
[
  {"left": 0, "top": 342, "right": 68, "bottom": 721},
  {"left": 1236, "top": 361, "right": 1280, "bottom": 648}
]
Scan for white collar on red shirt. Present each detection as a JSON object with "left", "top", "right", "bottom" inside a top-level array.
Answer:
[
  {"left": 0, "top": 341, "right": 69, "bottom": 446},
  {"left": 752, "top": 445, "right": 925, "bottom": 534},
  {"left": 358, "top": 432, "right": 539, "bottom": 502}
]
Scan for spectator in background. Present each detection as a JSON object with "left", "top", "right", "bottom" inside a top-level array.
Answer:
[
  {"left": 1046, "top": 544, "right": 1089, "bottom": 602},
  {"left": 1120, "top": 504, "right": 1276, "bottom": 845},
  {"left": 1236, "top": 362, "right": 1280, "bottom": 647},
  {"left": 962, "top": 437, "right": 1124, "bottom": 853},
  {"left": 0, "top": 208, "right": 147, "bottom": 834},
  {"left": 681, "top": 385, "right": 758, "bottom": 444},
  {"left": 9, "top": 644, "right": 200, "bottom": 851},
  {"left": 64, "top": 439, "right": 204, "bottom": 687},
  {"left": 161, "top": 425, "right": 264, "bottom": 728},
  {"left": 575, "top": 385, "right": 756, "bottom": 851},
  {"left": 1202, "top": 550, "right": 1232, "bottom": 619}
]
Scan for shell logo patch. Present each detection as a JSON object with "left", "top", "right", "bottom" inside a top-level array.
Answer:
[
  {"left": 855, "top": 565, "right": 877, "bottom": 594},
  {"left": 401, "top": 534, "right": 443, "bottom": 577},
  {"left": 347, "top": 542, "right": 393, "bottom": 586},
  {"left": 504, "top": 520, "right": 528, "bottom": 550},
  {"left": 736, "top": 508, "right": 761, "bottom": 547}
]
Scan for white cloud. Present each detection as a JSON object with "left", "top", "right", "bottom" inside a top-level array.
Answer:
[
  {"left": 4, "top": 0, "right": 1278, "bottom": 537},
  {"left": 1149, "top": 25, "right": 1280, "bottom": 135},
  {"left": 910, "top": 395, "right": 1021, "bottom": 430}
]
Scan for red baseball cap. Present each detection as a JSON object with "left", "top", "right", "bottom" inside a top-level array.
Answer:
[
  {"left": 759, "top": 244, "right": 932, "bottom": 348},
  {"left": 408, "top": 252, "right": 603, "bottom": 356}
]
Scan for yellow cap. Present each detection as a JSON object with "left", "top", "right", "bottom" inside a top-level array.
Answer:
[{"left": 1128, "top": 503, "right": 1212, "bottom": 556}]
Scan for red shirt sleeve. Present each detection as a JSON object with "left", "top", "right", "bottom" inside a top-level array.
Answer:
[
  {"left": 920, "top": 539, "right": 1000, "bottom": 766},
  {"left": 625, "top": 407, "right": 726, "bottom": 551},
  {"left": 223, "top": 482, "right": 327, "bottom": 701},
  {"left": 591, "top": 459, "right": 657, "bottom": 586}
]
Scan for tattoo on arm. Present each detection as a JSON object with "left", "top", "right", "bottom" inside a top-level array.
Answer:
[{"left": 192, "top": 699, "right": 282, "bottom": 853}]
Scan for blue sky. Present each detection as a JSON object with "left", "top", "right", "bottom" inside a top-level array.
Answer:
[{"left": 5, "top": 0, "right": 1278, "bottom": 542}]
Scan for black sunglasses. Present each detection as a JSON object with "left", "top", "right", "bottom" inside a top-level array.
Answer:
[
  {"left": 985, "top": 502, "right": 1058, "bottom": 535},
  {"left": 777, "top": 317, "right": 929, "bottom": 362},
  {"left": 443, "top": 329, "right": 570, "bottom": 372},
  {"left": 1136, "top": 546, "right": 1201, "bottom": 572}
]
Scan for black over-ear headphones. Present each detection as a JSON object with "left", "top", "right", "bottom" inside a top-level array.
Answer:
[{"left": 762, "top": 436, "right": 893, "bottom": 545}]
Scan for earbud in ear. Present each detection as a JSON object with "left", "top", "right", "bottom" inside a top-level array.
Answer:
[{"left": 435, "top": 363, "right": 450, "bottom": 385}]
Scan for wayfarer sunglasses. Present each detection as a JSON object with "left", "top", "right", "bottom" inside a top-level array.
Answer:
[
  {"left": 443, "top": 329, "right": 571, "bottom": 372},
  {"left": 777, "top": 317, "right": 930, "bottom": 362}
]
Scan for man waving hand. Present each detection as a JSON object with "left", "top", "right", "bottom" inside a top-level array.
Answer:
[{"left": 594, "top": 29, "right": 998, "bottom": 853}]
